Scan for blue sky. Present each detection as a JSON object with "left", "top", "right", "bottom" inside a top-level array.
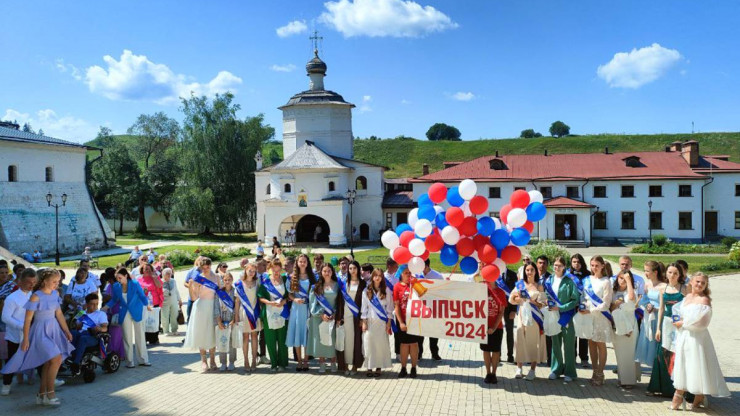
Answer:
[{"left": 2, "top": 0, "right": 739, "bottom": 143}]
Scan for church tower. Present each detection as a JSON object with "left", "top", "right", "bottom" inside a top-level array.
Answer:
[{"left": 279, "top": 46, "right": 355, "bottom": 160}]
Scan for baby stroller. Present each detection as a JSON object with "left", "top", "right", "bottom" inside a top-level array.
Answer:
[{"left": 60, "top": 331, "right": 122, "bottom": 383}]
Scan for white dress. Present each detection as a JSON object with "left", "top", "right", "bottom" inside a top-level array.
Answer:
[
  {"left": 361, "top": 288, "right": 393, "bottom": 370},
  {"left": 343, "top": 282, "right": 360, "bottom": 365},
  {"left": 237, "top": 282, "right": 262, "bottom": 333},
  {"left": 183, "top": 272, "right": 218, "bottom": 350},
  {"left": 512, "top": 287, "right": 547, "bottom": 363},
  {"left": 587, "top": 276, "right": 613, "bottom": 343},
  {"left": 611, "top": 290, "right": 637, "bottom": 385},
  {"left": 672, "top": 302, "right": 730, "bottom": 397}
]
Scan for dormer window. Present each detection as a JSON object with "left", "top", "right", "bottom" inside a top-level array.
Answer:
[
  {"left": 489, "top": 159, "right": 507, "bottom": 170},
  {"left": 623, "top": 156, "right": 642, "bottom": 168}
]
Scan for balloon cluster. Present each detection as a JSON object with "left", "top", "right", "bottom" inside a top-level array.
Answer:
[{"left": 381, "top": 180, "right": 547, "bottom": 282}]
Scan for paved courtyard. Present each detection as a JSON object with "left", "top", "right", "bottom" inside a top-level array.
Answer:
[{"left": 1, "top": 268, "right": 737, "bottom": 416}]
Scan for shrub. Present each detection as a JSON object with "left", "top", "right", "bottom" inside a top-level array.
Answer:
[
  {"left": 167, "top": 250, "right": 197, "bottom": 268},
  {"left": 721, "top": 236, "right": 738, "bottom": 249},
  {"left": 528, "top": 241, "right": 571, "bottom": 265},
  {"left": 652, "top": 234, "right": 668, "bottom": 247},
  {"left": 699, "top": 260, "right": 740, "bottom": 272},
  {"left": 632, "top": 242, "right": 728, "bottom": 254},
  {"left": 730, "top": 242, "right": 740, "bottom": 262}
]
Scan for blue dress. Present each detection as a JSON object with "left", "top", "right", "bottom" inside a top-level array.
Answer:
[
  {"left": 285, "top": 279, "right": 310, "bottom": 347},
  {"left": 1, "top": 291, "right": 74, "bottom": 374},
  {"left": 635, "top": 288, "right": 661, "bottom": 365}
]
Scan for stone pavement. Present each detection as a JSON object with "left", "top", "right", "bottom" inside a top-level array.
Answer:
[{"left": 1, "top": 271, "right": 737, "bottom": 416}]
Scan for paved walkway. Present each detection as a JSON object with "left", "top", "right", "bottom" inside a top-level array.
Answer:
[{"left": 1, "top": 264, "right": 737, "bottom": 415}]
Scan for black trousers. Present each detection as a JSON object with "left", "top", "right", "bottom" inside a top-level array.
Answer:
[
  {"left": 504, "top": 315, "right": 515, "bottom": 360},
  {"left": 394, "top": 333, "right": 401, "bottom": 355},
  {"left": 417, "top": 337, "right": 439, "bottom": 358},
  {"left": 546, "top": 336, "right": 552, "bottom": 367},
  {"left": 576, "top": 338, "right": 589, "bottom": 361},
  {"left": 259, "top": 330, "right": 266, "bottom": 356}
]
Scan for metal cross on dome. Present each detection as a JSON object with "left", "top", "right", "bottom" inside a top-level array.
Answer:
[{"left": 309, "top": 29, "right": 323, "bottom": 54}]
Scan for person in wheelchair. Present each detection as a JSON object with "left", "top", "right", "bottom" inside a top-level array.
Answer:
[{"left": 69, "top": 293, "right": 108, "bottom": 374}]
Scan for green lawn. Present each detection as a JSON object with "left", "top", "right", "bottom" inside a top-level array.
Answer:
[
  {"left": 38, "top": 245, "right": 203, "bottom": 270},
  {"left": 115, "top": 232, "right": 256, "bottom": 246},
  {"left": 604, "top": 255, "right": 735, "bottom": 277}
]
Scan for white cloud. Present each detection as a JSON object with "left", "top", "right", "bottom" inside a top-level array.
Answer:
[
  {"left": 319, "top": 0, "right": 458, "bottom": 38},
  {"left": 400, "top": 99, "right": 410, "bottom": 104},
  {"left": 360, "top": 95, "right": 372, "bottom": 113},
  {"left": 85, "top": 50, "right": 243, "bottom": 104},
  {"left": 597, "top": 43, "right": 683, "bottom": 89},
  {"left": 3, "top": 108, "right": 99, "bottom": 143},
  {"left": 270, "top": 64, "right": 297, "bottom": 72},
  {"left": 55, "top": 58, "right": 82, "bottom": 80},
  {"left": 451, "top": 91, "right": 475, "bottom": 101},
  {"left": 276, "top": 20, "right": 308, "bottom": 38}
]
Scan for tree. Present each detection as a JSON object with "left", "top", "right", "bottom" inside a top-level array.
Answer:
[
  {"left": 176, "top": 93, "right": 274, "bottom": 233},
  {"left": 22, "top": 122, "right": 35, "bottom": 134},
  {"left": 520, "top": 129, "right": 536, "bottom": 138},
  {"left": 89, "top": 142, "right": 142, "bottom": 234},
  {"left": 38, "top": 128, "right": 45, "bottom": 136},
  {"left": 426, "top": 123, "right": 461, "bottom": 141},
  {"left": 127, "top": 112, "right": 181, "bottom": 233},
  {"left": 549, "top": 121, "right": 571, "bottom": 137},
  {"left": 94, "top": 126, "right": 116, "bottom": 148}
]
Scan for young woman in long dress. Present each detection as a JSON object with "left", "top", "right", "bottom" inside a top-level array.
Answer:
[
  {"left": 583, "top": 256, "right": 613, "bottom": 386},
  {"left": 337, "top": 260, "right": 366, "bottom": 375},
  {"left": 669, "top": 272, "right": 730, "bottom": 410},
  {"left": 183, "top": 257, "right": 220, "bottom": 372},
  {"left": 634, "top": 261, "right": 666, "bottom": 370},
  {"left": 235, "top": 263, "right": 262, "bottom": 372},
  {"left": 610, "top": 270, "right": 637, "bottom": 389},
  {"left": 307, "top": 263, "right": 339, "bottom": 373},
  {"left": 509, "top": 263, "right": 547, "bottom": 381},
  {"left": 257, "top": 258, "right": 290, "bottom": 371},
  {"left": 286, "top": 254, "right": 315, "bottom": 372},
  {"left": 361, "top": 269, "right": 393, "bottom": 377}
]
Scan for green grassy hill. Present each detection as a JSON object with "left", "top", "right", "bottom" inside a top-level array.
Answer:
[{"left": 94, "top": 132, "right": 740, "bottom": 179}]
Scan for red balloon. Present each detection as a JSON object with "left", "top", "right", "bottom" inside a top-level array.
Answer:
[
  {"left": 481, "top": 265, "right": 501, "bottom": 282},
  {"left": 472, "top": 234, "right": 489, "bottom": 250},
  {"left": 393, "top": 246, "right": 412, "bottom": 264},
  {"left": 522, "top": 221, "right": 534, "bottom": 233},
  {"left": 424, "top": 232, "right": 445, "bottom": 252},
  {"left": 428, "top": 183, "right": 448, "bottom": 204},
  {"left": 399, "top": 231, "right": 415, "bottom": 247},
  {"left": 445, "top": 207, "right": 465, "bottom": 227},
  {"left": 459, "top": 216, "right": 478, "bottom": 237},
  {"left": 478, "top": 244, "right": 498, "bottom": 263},
  {"left": 420, "top": 250, "right": 430, "bottom": 261},
  {"left": 469, "top": 195, "right": 489, "bottom": 215},
  {"left": 456, "top": 238, "right": 475, "bottom": 257},
  {"left": 510, "top": 190, "right": 530, "bottom": 209},
  {"left": 499, "top": 204, "right": 512, "bottom": 224},
  {"left": 500, "top": 245, "right": 522, "bottom": 264}
]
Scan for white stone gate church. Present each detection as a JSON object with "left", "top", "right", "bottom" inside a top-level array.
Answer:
[{"left": 254, "top": 49, "right": 384, "bottom": 246}]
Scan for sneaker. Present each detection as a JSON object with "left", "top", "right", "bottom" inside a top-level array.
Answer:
[
  {"left": 515, "top": 368, "right": 523, "bottom": 379},
  {"left": 526, "top": 370, "right": 536, "bottom": 381},
  {"left": 330, "top": 362, "right": 337, "bottom": 373},
  {"left": 219, "top": 363, "right": 227, "bottom": 372},
  {"left": 36, "top": 393, "right": 44, "bottom": 405},
  {"left": 126, "top": 362, "right": 136, "bottom": 369},
  {"left": 548, "top": 372, "right": 558, "bottom": 380},
  {"left": 564, "top": 376, "right": 573, "bottom": 382},
  {"left": 398, "top": 367, "right": 408, "bottom": 378},
  {"left": 54, "top": 379, "right": 65, "bottom": 388},
  {"left": 410, "top": 367, "right": 417, "bottom": 378},
  {"left": 259, "top": 356, "right": 271, "bottom": 365},
  {"left": 1, "top": 385, "right": 10, "bottom": 396},
  {"left": 228, "top": 363, "right": 235, "bottom": 371},
  {"left": 271, "top": 367, "right": 278, "bottom": 372},
  {"left": 344, "top": 370, "right": 350, "bottom": 376},
  {"left": 319, "top": 362, "right": 326, "bottom": 373},
  {"left": 140, "top": 362, "right": 151, "bottom": 367}
]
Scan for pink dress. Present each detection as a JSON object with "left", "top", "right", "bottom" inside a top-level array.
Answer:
[{"left": 138, "top": 275, "right": 164, "bottom": 307}]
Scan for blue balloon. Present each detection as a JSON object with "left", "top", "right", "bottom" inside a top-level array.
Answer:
[
  {"left": 435, "top": 211, "right": 448, "bottom": 229},
  {"left": 491, "top": 229, "right": 510, "bottom": 250},
  {"left": 446, "top": 186, "right": 464, "bottom": 207},
  {"left": 510, "top": 228, "right": 531, "bottom": 246},
  {"left": 418, "top": 193, "right": 433, "bottom": 207},
  {"left": 418, "top": 205, "right": 436, "bottom": 221},
  {"left": 440, "top": 244, "right": 459, "bottom": 266},
  {"left": 396, "top": 223, "right": 412, "bottom": 236},
  {"left": 526, "top": 202, "right": 547, "bottom": 222},
  {"left": 460, "top": 256, "right": 478, "bottom": 275},
  {"left": 477, "top": 217, "right": 495, "bottom": 236}
]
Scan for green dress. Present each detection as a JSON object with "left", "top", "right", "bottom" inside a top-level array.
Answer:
[
  {"left": 257, "top": 274, "right": 290, "bottom": 368},
  {"left": 647, "top": 290, "right": 684, "bottom": 396},
  {"left": 307, "top": 282, "right": 338, "bottom": 359},
  {"left": 549, "top": 276, "right": 581, "bottom": 378}
]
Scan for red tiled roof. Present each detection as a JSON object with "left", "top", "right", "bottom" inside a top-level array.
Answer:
[
  {"left": 411, "top": 151, "right": 709, "bottom": 182},
  {"left": 543, "top": 197, "right": 595, "bottom": 208},
  {"left": 693, "top": 156, "right": 740, "bottom": 173}
]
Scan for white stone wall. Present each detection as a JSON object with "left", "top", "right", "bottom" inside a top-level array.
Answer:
[
  {"left": 281, "top": 105, "right": 354, "bottom": 160},
  {"left": 0, "top": 141, "right": 87, "bottom": 182},
  {"left": 702, "top": 172, "right": 740, "bottom": 238}
]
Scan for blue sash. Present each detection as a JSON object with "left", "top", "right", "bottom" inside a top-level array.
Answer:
[
  {"left": 217, "top": 289, "right": 235, "bottom": 312},
  {"left": 516, "top": 281, "right": 544, "bottom": 331},
  {"left": 263, "top": 277, "right": 290, "bottom": 319},
  {"left": 315, "top": 292, "right": 335, "bottom": 317},
  {"left": 296, "top": 281, "right": 309, "bottom": 301},
  {"left": 384, "top": 276, "right": 395, "bottom": 292},
  {"left": 338, "top": 280, "right": 360, "bottom": 318},
  {"left": 496, "top": 276, "right": 512, "bottom": 296},
  {"left": 583, "top": 277, "right": 614, "bottom": 324},
  {"left": 194, "top": 273, "right": 219, "bottom": 292},
  {"left": 195, "top": 273, "right": 233, "bottom": 311},
  {"left": 543, "top": 277, "right": 576, "bottom": 327},
  {"left": 235, "top": 281, "right": 259, "bottom": 330},
  {"left": 369, "top": 293, "right": 389, "bottom": 323},
  {"left": 79, "top": 314, "right": 97, "bottom": 330}
]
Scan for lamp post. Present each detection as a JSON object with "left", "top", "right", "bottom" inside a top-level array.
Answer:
[
  {"left": 46, "top": 193, "right": 67, "bottom": 266},
  {"left": 346, "top": 189, "right": 357, "bottom": 257},
  {"left": 648, "top": 200, "right": 653, "bottom": 246}
]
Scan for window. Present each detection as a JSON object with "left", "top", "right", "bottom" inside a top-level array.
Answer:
[
  {"left": 566, "top": 186, "right": 579, "bottom": 198},
  {"left": 621, "top": 185, "right": 635, "bottom": 198},
  {"left": 7, "top": 165, "right": 17, "bottom": 182},
  {"left": 385, "top": 212, "right": 392, "bottom": 228},
  {"left": 593, "top": 186, "right": 606, "bottom": 198},
  {"left": 650, "top": 212, "right": 663, "bottom": 230},
  {"left": 678, "top": 185, "right": 692, "bottom": 197},
  {"left": 266, "top": 184, "right": 271, "bottom": 195},
  {"left": 284, "top": 183, "right": 292, "bottom": 193},
  {"left": 514, "top": 186, "right": 525, "bottom": 191},
  {"left": 621, "top": 212, "right": 635, "bottom": 229},
  {"left": 396, "top": 212, "right": 407, "bottom": 226},
  {"left": 736, "top": 184, "right": 740, "bottom": 197},
  {"left": 678, "top": 212, "right": 693, "bottom": 230},
  {"left": 45, "top": 166, "right": 54, "bottom": 182},
  {"left": 328, "top": 181, "right": 335, "bottom": 192},
  {"left": 649, "top": 185, "right": 662, "bottom": 197},
  {"left": 594, "top": 212, "right": 607, "bottom": 230},
  {"left": 488, "top": 187, "right": 501, "bottom": 199},
  {"left": 735, "top": 212, "right": 740, "bottom": 229},
  {"left": 355, "top": 176, "right": 367, "bottom": 190},
  {"left": 540, "top": 187, "right": 552, "bottom": 199}
]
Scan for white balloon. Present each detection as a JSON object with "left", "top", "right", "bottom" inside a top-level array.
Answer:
[
  {"left": 408, "top": 208, "right": 419, "bottom": 227},
  {"left": 389, "top": 248, "right": 396, "bottom": 261},
  {"left": 441, "top": 226, "right": 461, "bottom": 245},
  {"left": 414, "top": 219, "right": 433, "bottom": 238},
  {"left": 507, "top": 208, "right": 527, "bottom": 228},
  {"left": 506, "top": 223, "right": 514, "bottom": 232},
  {"left": 408, "top": 238, "right": 426, "bottom": 256},
  {"left": 458, "top": 179, "right": 478, "bottom": 200},
  {"left": 408, "top": 257, "right": 425, "bottom": 275},
  {"left": 493, "top": 258, "right": 506, "bottom": 271},
  {"left": 461, "top": 201, "right": 473, "bottom": 217},
  {"left": 434, "top": 205, "right": 444, "bottom": 215},
  {"left": 381, "top": 230, "right": 400, "bottom": 250},
  {"left": 528, "top": 190, "right": 544, "bottom": 204},
  {"left": 470, "top": 251, "right": 480, "bottom": 261},
  {"left": 492, "top": 217, "right": 502, "bottom": 230}
]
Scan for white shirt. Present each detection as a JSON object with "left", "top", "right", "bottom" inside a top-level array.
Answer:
[
  {"left": 425, "top": 269, "right": 443, "bottom": 280},
  {"left": 552, "top": 275, "right": 563, "bottom": 295},
  {"left": 65, "top": 279, "right": 98, "bottom": 306},
  {"left": 72, "top": 271, "right": 101, "bottom": 288},
  {"left": 384, "top": 270, "right": 399, "bottom": 287},
  {"left": 80, "top": 310, "right": 108, "bottom": 331},
  {"left": 610, "top": 273, "right": 646, "bottom": 296},
  {"left": 2, "top": 289, "right": 32, "bottom": 343}
]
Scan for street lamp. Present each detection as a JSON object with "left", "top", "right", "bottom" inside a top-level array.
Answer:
[
  {"left": 345, "top": 189, "right": 357, "bottom": 257},
  {"left": 46, "top": 193, "right": 68, "bottom": 266},
  {"left": 648, "top": 200, "right": 653, "bottom": 246}
]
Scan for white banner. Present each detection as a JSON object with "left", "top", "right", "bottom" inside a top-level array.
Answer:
[{"left": 406, "top": 280, "right": 488, "bottom": 344}]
